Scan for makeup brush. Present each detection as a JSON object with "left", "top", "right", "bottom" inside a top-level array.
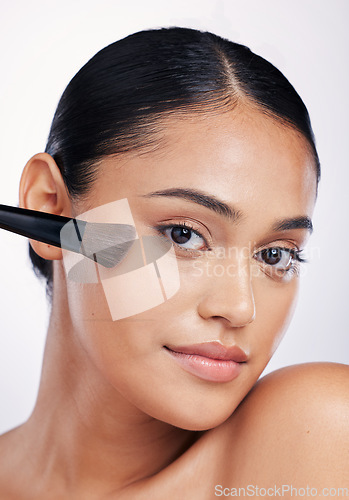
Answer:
[{"left": 0, "top": 204, "right": 137, "bottom": 268}]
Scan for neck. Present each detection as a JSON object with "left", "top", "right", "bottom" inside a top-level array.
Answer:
[{"left": 22, "top": 270, "right": 199, "bottom": 497}]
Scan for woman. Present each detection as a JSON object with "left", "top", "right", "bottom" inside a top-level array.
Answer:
[{"left": 0, "top": 27, "right": 347, "bottom": 498}]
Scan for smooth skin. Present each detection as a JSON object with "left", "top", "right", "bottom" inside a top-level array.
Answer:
[{"left": 0, "top": 105, "right": 348, "bottom": 499}]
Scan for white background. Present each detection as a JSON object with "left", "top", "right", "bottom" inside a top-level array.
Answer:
[{"left": 0, "top": 0, "right": 348, "bottom": 434}]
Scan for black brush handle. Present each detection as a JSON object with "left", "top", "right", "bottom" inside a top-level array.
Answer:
[{"left": 0, "top": 204, "right": 85, "bottom": 252}]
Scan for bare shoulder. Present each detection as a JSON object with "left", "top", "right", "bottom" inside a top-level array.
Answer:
[
  {"left": 218, "top": 362, "right": 349, "bottom": 488},
  {"left": 0, "top": 425, "right": 28, "bottom": 499},
  {"left": 247, "top": 361, "right": 349, "bottom": 410},
  {"left": 239, "top": 362, "right": 349, "bottom": 437},
  {"left": 245, "top": 361, "right": 349, "bottom": 425}
]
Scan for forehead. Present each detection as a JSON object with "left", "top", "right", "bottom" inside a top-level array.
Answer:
[{"left": 89, "top": 107, "right": 317, "bottom": 220}]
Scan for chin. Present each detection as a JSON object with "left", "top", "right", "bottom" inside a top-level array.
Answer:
[
  {"left": 152, "top": 402, "right": 239, "bottom": 432},
  {"left": 173, "top": 413, "right": 234, "bottom": 432}
]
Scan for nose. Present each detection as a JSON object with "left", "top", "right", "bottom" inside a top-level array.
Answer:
[{"left": 197, "top": 255, "right": 256, "bottom": 328}]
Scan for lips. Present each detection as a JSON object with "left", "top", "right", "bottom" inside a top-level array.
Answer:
[
  {"left": 164, "top": 341, "right": 248, "bottom": 362},
  {"left": 164, "top": 341, "right": 248, "bottom": 383}
]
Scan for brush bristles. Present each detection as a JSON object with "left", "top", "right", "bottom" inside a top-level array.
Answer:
[{"left": 60, "top": 220, "right": 137, "bottom": 268}]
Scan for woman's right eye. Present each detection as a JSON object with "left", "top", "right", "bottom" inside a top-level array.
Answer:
[{"left": 158, "top": 224, "right": 207, "bottom": 251}]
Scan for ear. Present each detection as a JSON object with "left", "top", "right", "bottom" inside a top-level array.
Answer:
[{"left": 19, "top": 152, "right": 73, "bottom": 262}]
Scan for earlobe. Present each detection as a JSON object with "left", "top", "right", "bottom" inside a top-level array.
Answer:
[{"left": 19, "top": 152, "right": 72, "bottom": 262}]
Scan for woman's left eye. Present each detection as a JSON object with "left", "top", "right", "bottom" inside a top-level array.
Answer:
[
  {"left": 158, "top": 224, "right": 207, "bottom": 251},
  {"left": 254, "top": 247, "right": 301, "bottom": 272}
]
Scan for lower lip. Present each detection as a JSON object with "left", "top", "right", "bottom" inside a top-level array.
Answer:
[{"left": 164, "top": 348, "right": 244, "bottom": 383}]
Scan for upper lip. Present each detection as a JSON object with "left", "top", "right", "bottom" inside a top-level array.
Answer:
[{"left": 164, "top": 341, "right": 248, "bottom": 362}]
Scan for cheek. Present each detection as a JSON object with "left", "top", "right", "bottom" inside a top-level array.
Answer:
[
  {"left": 66, "top": 280, "right": 111, "bottom": 325},
  {"left": 65, "top": 280, "right": 124, "bottom": 376},
  {"left": 64, "top": 274, "right": 168, "bottom": 381},
  {"left": 252, "top": 278, "right": 300, "bottom": 362}
]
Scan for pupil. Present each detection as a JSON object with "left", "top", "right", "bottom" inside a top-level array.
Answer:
[
  {"left": 263, "top": 248, "right": 282, "bottom": 265},
  {"left": 171, "top": 227, "right": 191, "bottom": 244}
]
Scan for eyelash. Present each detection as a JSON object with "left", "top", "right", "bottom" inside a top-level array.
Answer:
[
  {"left": 155, "top": 221, "right": 210, "bottom": 254},
  {"left": 154, "top": 221, "right": 307, "bottom": 275},
  {"left": 260, "top": 247, "right": 307, "bottom": 278}
]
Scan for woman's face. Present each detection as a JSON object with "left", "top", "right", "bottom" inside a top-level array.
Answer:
[{"left": 62, "top": 106, "right": 317, "bottom": 430}]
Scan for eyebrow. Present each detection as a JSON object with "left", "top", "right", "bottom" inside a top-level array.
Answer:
[
  {"left": 141, "top": 187, "right": 313, "bottom": 234},
  {"left": 272, "top": 216, "right": 313, "bottom": 234},
  {"left": 142, "top": 188, "right": 242, "bottom": 222}
]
